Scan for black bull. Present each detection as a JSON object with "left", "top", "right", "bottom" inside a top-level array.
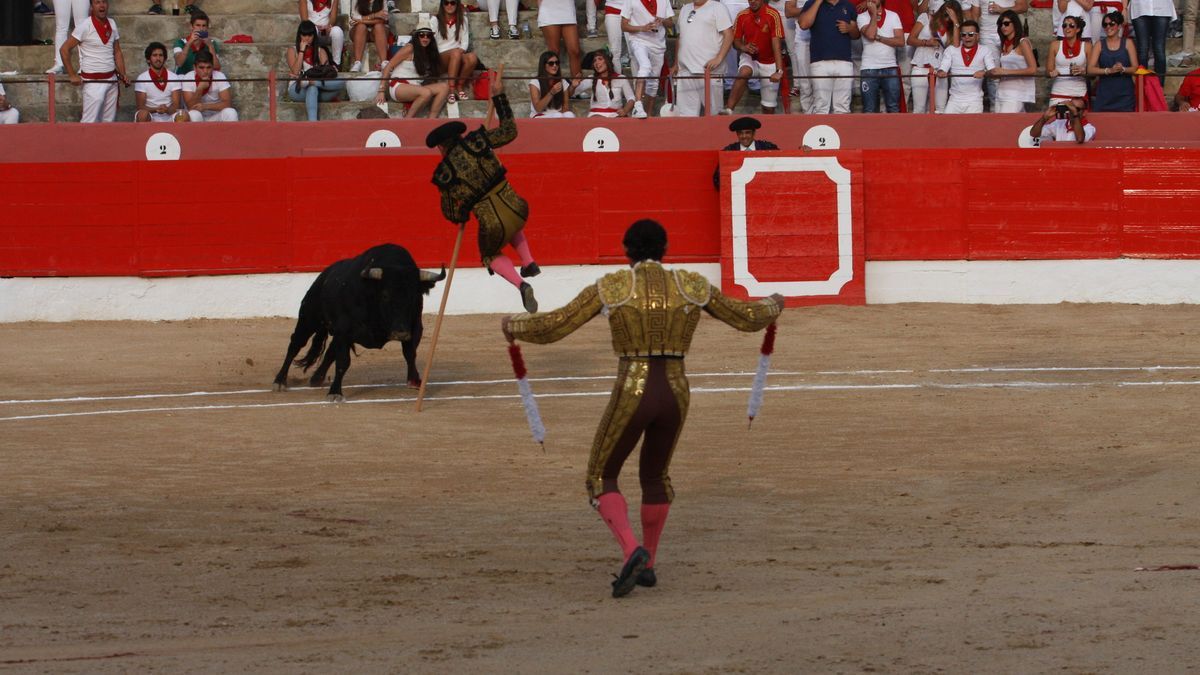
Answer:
[{"left": 273, "top": 244, "right": 446, "bottom": 401}]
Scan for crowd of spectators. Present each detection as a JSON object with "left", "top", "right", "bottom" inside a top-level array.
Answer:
[{"left": 5, "top": 0, "right": 1199, "bottom": 124}]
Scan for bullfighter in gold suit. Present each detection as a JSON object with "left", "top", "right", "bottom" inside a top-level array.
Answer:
[
  {"left": 502, "top": 220, "right": 783, "bottom": 598},
  {"left": 427, "top": 69, "right": 540, "bottom": 312}
]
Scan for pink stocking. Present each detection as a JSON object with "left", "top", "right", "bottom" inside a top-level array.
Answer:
[
  {"left": 488, "top": 256, "right": 523, "bottom": 288},
  {"left": 596, "top": 492, "right": 640, "bottom": 561},
  {"left": 511, "top": 231, "right": 534, "bottom": 266},
  {"left": 640, "top": 503, "right": 670, "bottom": 569}
]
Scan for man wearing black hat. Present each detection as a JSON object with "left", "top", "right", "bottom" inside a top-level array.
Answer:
[
  {"left": 427, "top": 67, "right": 540, "bottom": 313},
  {"left": 713, "top": 116, "right": 779, "bottom": 187}
]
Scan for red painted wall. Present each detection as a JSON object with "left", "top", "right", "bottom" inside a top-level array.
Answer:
[{"left": 3, "top": 146, "right": 1200, "bottom": 277}]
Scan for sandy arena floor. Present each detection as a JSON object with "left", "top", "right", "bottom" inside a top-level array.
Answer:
[{"left": 3, "top": 303, "right": 1200, "bottom": 673}]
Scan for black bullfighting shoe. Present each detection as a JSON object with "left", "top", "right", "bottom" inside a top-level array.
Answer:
[
  {"left": 520, "top": 261, "right": 541, "bottom": 278},
  {"left": 519, "top": 282, "right": 538, "bottom": 313},
  {"left": 611, "top": 546, "right": 650, "bottom": 598},
  {"left": 636, "top": 567, "right": 656, "bottom": 587}
]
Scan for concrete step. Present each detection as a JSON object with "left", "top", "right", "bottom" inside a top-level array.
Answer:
[
  {"left": 33, "top": 13, "right": 302, "bottom": 45},
  {"left": 1, "top": 43, "right": 293, "bottom": 76},
  {"left": 106, "top": 0, "right": 301, "bottom": 15}
]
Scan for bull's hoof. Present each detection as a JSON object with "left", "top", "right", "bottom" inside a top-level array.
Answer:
[
  {"left": 326, "top": 394, "right": 345, "bottom": 403},
  {"left": 407, "top": 379, "right": 421, "bottom": 389},
  {"left": 272, "top": 382, "right": 288, "bottom": 392}
]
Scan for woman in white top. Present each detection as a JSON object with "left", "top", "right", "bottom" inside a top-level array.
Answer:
[
  {"left": 299, "top": 0, "right": 345, "bottom": 65},
  {"left": 376, "top": 27, "right": 451, "bottom": 117},
  {"left": 47, "top": 0, "right": 90, "bottom": 74},
  {"left": 1053, "top": 0, "right": 1095, "bottom": 39},
  {"left": 349, "top": 0, "right": 389, "bottom": 73},
  {"left": 432, "top": 0, "right": 479, "bottom": 102},
  {"left": 988, "top": 9, "right": 1036, "bottom": 112},
  {"left": 538, "top": 0, "right": 584, "bottom": 78},
  {"left": 1047, "top": 14, "right": 1091, "bottom": 102},
  {"left": 1129, "top": 0, "right": 1175, "bottom": 85},
  {"left": 571, "top": 50, "right": 635, "bottom": 117},
  {"left": 529, "top": 51, "right": 576, "bottom": 117},
  {"left": 907, "top": 12, "right": 945, "bottom": 113}
]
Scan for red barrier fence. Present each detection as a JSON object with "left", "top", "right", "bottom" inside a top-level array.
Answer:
[{"left": 3, "top": 145, "right": 1200, "bottom": 278}]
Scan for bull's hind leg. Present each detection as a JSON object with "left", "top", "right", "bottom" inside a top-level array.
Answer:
[
  {"left": 309, "top": 345, "right": 336, "bottom": 388},
  {"left": 326, "top": 337, "right": 353, "bottom": 403},
  {"left": 273, "top": 322, "right": 316, "bottom": 391}
]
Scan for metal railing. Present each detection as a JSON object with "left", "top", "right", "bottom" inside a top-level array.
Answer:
[{"left": 0, "top": 67, "right": 1190, "bottom": 122}]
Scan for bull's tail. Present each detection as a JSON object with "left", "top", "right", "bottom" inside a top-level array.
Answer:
[{"left": 294, "top": 331, "right": 328, "bottom": 372}]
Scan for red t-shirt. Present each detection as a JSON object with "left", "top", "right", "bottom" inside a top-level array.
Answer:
[
  {"left": 881, "top": 0, "right": 914, "bottom": 32},
  {"left": 1178, "top": 69, "right": 1200, "bottom": 109},
  {"left": 734, "top": 6, "right": 785, "bottom": 65}
]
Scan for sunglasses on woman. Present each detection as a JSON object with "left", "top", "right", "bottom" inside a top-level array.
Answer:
[
  {"left": 1062, "top": 22, "right": 1078, "bottom": 29},
  {"left": 546, "top": 60, "right": 559, "bottom": 66},
  {"left": 999, "top": 20, "right": 1013, "bottom": 26},
  {"left": 1102, "top": 20, "right": 1118, "bottom": 27}
]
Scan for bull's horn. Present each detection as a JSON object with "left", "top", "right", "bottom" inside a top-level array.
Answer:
[
  {"left": 362, "top": 267, "right": 383, "bottom": 280},
  {"left": 420, "top": 266, "right": 447, "bottom": 282}
]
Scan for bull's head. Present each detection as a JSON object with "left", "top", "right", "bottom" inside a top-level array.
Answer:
[{"left": 419, "top": 266, "right": 447, "bottom": 295}]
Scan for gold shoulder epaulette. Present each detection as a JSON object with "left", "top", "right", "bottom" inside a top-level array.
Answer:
[
  {"left": 672, "top": 269, "right": 711, "bottom": 307},
  {"left": 597, "top": 268, "right": 634, "bottom": 308}
]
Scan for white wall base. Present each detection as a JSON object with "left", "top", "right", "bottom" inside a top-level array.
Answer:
[
  {"left": 866, "top": 259, "right": 1200, "bottom": 305},
  {"left": 5, "top": 258, "right": 1200, "bottom": 322},
  {"left": 0, "top": 264, "right": 723, "bottom": 322}
]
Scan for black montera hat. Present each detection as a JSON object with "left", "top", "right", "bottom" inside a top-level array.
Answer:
[
  {"left": 425, "top": 121, "right": 467, "bottom": 148},
  {"left": 729, "top": 117, "right": 762, "bottom": 132}
]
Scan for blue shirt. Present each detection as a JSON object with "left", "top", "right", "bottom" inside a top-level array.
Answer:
[{"left": 801, "top": 0, "right": 856, "bottom": 63}]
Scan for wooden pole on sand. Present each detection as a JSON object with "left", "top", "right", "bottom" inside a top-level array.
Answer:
[{"left": 415, "top": 223, "right": 466, "bottom": 412}]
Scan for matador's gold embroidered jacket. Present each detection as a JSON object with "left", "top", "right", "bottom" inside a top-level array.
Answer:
[
  {"left": 507, "top": 260, "right": 781, "bottom": 354},
  {"left": 430, "top": 93, "right": 518, "bottom": 225}
]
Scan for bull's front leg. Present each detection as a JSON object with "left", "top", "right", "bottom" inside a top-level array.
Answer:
[
  {"left": 402, "top": 337, "right": 421, "bottom": 388},
  {"left": 327, "top": 337, "right": 352, "bottom": 403}
]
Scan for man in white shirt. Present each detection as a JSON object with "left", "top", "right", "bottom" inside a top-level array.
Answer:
[
  {"left": 183, "top": 50, "right": 239, "bottom": 122},
  {"left": 1029, "top": 99, "right": 1096, "bottom": 143},
  {"left": 60, "top": 0, "right": 130, "bottom": 123},
  {"left": 673, "top": 0, "right": 735, "bottom": 116},
  {"left": 857, "top": 0, "right": 904, "bottom": 112},
  {"left": 621, "top": 0, "right": 676, "bottom": 117},
  {"left": 0, "top": 83, "right": 19, "bottom": 125},
  {"left": 936, "top": 19, "right": 997, "bottom": 113},
  {"left": 134, "top": 42, "right": 184, "bottom": 123}
]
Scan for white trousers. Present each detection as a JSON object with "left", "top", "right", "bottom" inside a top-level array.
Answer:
[
  {"left": 909, "top": 65, "right": 948, "bottom": 113},
  {"left": 585, "top": 0, "right": 597, "bottom": 30},
  {"left": 532, "top": 109, "right": 576, "bottom": 117},
  {"left": 737, "top": 53, "right": 780, "bottom": 108},
  {"left": 992, "top": 98, "right": 1026, "bottom": 113},
  {"left": 488, "top": 0, "right": 519, "bottom": 27},
  {"left": 318, "top": 25, "right": 346, "bottom": 65},
  {"left": 605, "top": 14, "right": 627, "bottom": 71},
  {"left": 942, "top": 94, "right": 983, "bottom": 114},
  {"left": 676, "top": 70, "right": 723, "bottom": 116},
  {"left": 0, "top": 107, "right": 19, "bottom": 124},
  {"left": 52, "top": 0, "right": 91, "bottom": 69},
  {"left": 809, "top": 59, "right": 853, "bottom": 114},
  {"left": 81, "top": 79, "right": 119, "bottom": 123},
  {"left": 629, "top": 41, "right": 665, "bottom": 96},
  {"left": 188, "top": 108, "right": 240, "bottom": 122},
  {"left": 793, "top": 38, "right": 814, "bottom": 114}
]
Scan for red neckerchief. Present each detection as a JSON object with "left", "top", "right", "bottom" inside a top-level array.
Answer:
[
  {"left": 149, "top": 67, "right": 170, "bottom": 91},
  {"left": 961, "top": 43, "right": 978, "bottom": 67},
  {"left": 194, "top": 70, "right": 211, "bottom": 92},
  {"left": 641, "top": 0, "right": 657, "bottom": 14},
  {"left": 1062, "top": 36, "right": 1082, "bottom": 59},
  {"left": 302, "top": 46, "right": 315, "bottom": 65},
  {"left": 311, "top": 0, "right": 330, "bottom": 11},
  {"left": 92, "top": 16, "right": 113, "bottom": 44},
  {"left": 1002, "top": 37, "right": 1014, "bottom": 53},
  {"left": 876, "top": 10, "right": 886, "bottom": 28},
  {"left": 445, "top": 15, "right": 457, "bottom": 26}
]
